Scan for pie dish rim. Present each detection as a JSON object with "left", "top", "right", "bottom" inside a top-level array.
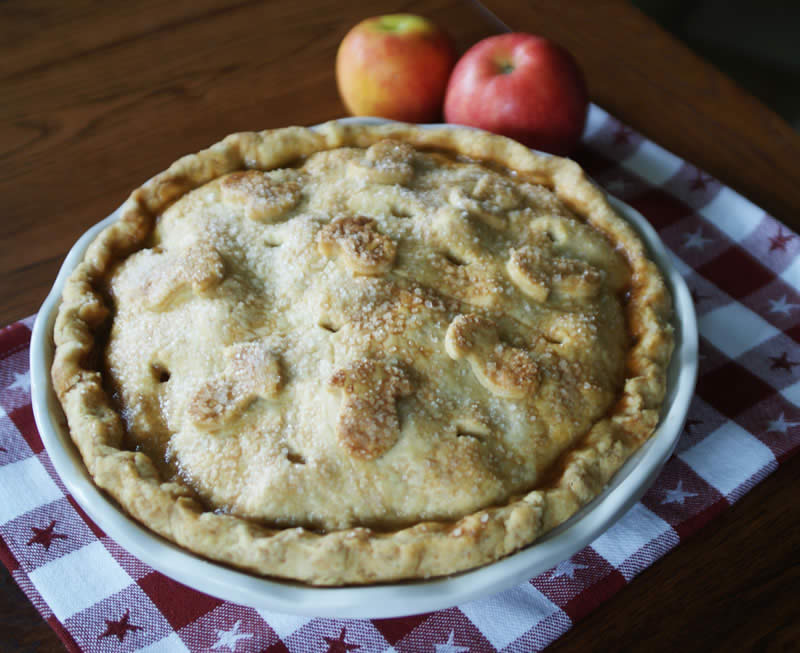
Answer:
[{"left": 30, "top": 119, "right": 697, "bottom": 617}]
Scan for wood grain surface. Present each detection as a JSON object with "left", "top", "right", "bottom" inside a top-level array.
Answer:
[{"left": 1, "top": 1, "right": 798, "bottom": 651}]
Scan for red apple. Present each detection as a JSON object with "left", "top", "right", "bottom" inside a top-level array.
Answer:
[
  {"left": 444, "top": 33, "right": 588, "bottom": 155},
  {"left": 336, "top": 14, "right": 456, "bottom": 123}
]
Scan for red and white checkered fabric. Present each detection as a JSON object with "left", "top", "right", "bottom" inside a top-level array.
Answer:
[{"left": 2, "top": 105, "right": 798, "bottom": 652}]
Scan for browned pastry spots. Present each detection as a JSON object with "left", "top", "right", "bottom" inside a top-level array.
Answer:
[
  {"left": 329, "top": 358, "right": 413, "bottom": 460},
  {"left": 317, "top": 216, "right": 397, "bottom": 276},
  {"left": 188, "top": 342, "right": 282, "bottom": 430},
  {"left": 445, "top": 314, "right": 539, "bottom": 399},
  {"left": 141, "top": 240, "right": 225, "bottom": 309},
  {"left": 447, "top": 173, "right": 521, "bottom": 230},
  {"left": 507, "top": 244, "right": 603, "bottom": 303},
  {"left": 221, "top": 170, "right": 301, "bottom": 222},
  {"left": 347, "top": 139, "right": 415, "bottom": 185}
]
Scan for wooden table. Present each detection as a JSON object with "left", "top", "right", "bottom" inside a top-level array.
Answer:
[{"left": 2, "top": 1, "right": 799, "bottom": 650}]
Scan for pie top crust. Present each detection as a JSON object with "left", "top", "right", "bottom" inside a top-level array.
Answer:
[{"left": 52, "top": 122, "right": 673, "bottom": 585}]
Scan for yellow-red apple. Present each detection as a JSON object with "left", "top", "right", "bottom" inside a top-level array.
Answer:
[
  {"left": 336, "top": 14, "right": 456, "bottom": 123},
  {"left": 444, "top": 33, "right": 588, "bottom": 155}
]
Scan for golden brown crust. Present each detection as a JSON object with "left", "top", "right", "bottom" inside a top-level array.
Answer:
[{"left": 51, "top": 122, "right": 673, "bottom": 585}]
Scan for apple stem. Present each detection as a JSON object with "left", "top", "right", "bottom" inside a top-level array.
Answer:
[{"left": 497, "top": 61, "right": 514, "bottom": 75}]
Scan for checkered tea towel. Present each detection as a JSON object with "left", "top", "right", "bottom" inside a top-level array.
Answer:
[{"left": 1, "top": 105, "right": 798, "bottom": 652}]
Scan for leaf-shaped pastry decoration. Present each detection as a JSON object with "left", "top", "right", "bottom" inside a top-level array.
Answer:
[
  {"left": 317, "top": 216, "right": 396, "bottom": 276},
  {"left": 445, "top": 314, "right": 539, "bottom": 399},
  {"left": 507, "top": 245, "right": 603, "bottom": 303},
  {"left": 221, "top": 170, "right": 301, "bottom": 222},
  {"left": 328, "top": 358, "right": 413, "bottom": 460},
  {"left": 141, "top": 240, "right": 225, "bottom": 309},
  {"left": 187, "top": 342, "right": 282, "bottom": 430},
  {"left": 347, "top": 140, "right": 415, "bottom": 185},
  {"left": 447, "top": 173, "right": 522, "bottom": 230}
]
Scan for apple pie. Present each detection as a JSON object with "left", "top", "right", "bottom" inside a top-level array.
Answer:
[{"left": 52, "top": 122, "right": 673, "bottom": 585}]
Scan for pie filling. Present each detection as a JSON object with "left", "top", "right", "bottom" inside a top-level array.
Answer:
[{"left": 53, "top": 124, "right": 673, "bottom": 584}]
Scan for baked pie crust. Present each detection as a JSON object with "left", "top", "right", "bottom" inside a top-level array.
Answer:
[{"left": 52, "top": 123, "right": 673, "bottom": 585}]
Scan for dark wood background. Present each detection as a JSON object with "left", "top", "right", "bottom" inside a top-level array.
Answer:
[{"left": 2, "top": 1, "right": 799, "bottom": 650}]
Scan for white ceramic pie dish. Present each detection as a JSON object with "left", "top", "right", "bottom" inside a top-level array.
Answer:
[{"left": 30, "top": 120, "right": 697, "bottom": 618}]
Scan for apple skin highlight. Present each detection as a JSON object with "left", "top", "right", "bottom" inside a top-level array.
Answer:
[
  {"left": 444, "top": 33, "right": 588, "bottom": 155},
  {"left": 336, "top": 14, "right": 456, "bottom": 123}
]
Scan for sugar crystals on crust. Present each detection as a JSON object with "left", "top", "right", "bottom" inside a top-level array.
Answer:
[{"left": 52, "top": 122, "right": 673, "bottom": 585}]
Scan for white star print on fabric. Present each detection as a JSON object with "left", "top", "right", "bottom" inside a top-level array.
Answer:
[
  {"left": 211, "top": 621, "right": 253, "bottom": 651},
  {"left": 7, "top": 371, "right": 30, "bottom": 393},
  {"left": 682, "top": 228, "right": 713, "bottom": 250},
  {"left": 434, "top": 631, "right": 469, "bottom": 653},
  {"left": 662, "top": 480, "right": 698, "bottom": 505},
  {"left": 549, "top": 558, "right": 588, "bottom": 580},
  {"left": 768, "top": 295, "right": 800, "bottom": 316},
  {"left": 766, "top": 412, "right": 800, "bottom": 435}
]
